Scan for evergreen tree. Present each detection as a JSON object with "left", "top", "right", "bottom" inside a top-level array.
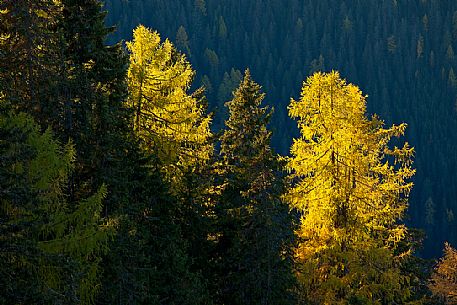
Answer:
[
  {"left": 0, "top": 0, "right": 63, "bottom": 127},
  {"left": 96, "top": 159, "right": 211, "bottom": 305},
  {"left": 215, "top": 70, "right": 296, "bottom": 305},
  {"left": 0, "top": 110, "right": 112, "bottom": 305},
  {"left": 58, "top": 0, "right": 133, "bottom": 206},
  {"left": 176, "top": 25, "right": 191, "bottom": 55},
  {"left": 285, "top": 71, "right": 416, "bottom": 304}
]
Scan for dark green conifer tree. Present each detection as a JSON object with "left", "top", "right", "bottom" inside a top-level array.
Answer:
[
  {"left": 96, "top": 156, "right": 211, "bottom": 305},
  {"left": 1, "top": 1, "right": 211, "bottom": 302},
  {"left": 0, "top": 0, "right": 63, "bottom": 126},
  {"left": 215, "top": 70, "right": 296, "bottom": 305},
  {"left": 0, "top": 110, "right": 112, "bottom": 305},
  {"left": 57, "top": 0, "right": 133, "bottom": 204},
  {"left": 0, "top": 0, "right": 133, "bottom": 206}
]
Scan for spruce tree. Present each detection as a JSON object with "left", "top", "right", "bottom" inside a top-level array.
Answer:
[
  {"left": 58, "top": 0, "right": 133, "bottom": 205},
  {"left": 286, "top": 71, "right": 416, "bottom": 304},
  {"left": 0, "top": 0, "right": 63, "bottom": 127},
  {"left": 0, "top": 110, "right": 112, "bottom": 305},
  {"left": 215, "top": 70, "right": 295, "bottom": 305}
]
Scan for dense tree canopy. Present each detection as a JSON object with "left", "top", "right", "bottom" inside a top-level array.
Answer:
[
  {"left": 1, "top": 0, "right": 455, "bottom": 304},
  {"left": 104, "top": 0, "right": 457, "bottom": 257},
  {"left": 0, "top": 111, "right": 112, "bottom": 305}
]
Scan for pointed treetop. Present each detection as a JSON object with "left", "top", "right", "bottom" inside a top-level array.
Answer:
[{"left": 226, "top": 69, "right": 266, "bottom": 111}]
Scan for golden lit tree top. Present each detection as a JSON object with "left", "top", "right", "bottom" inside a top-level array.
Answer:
[
  {"left": 286, "top": 70, "right": 415, "bottom": 255},
  {"left": 285, "top": 71, "right": 416, "bottom": 303},
  {"left": 429, "top": 243, "right": 457, "bottom": 304},
  {"left": 126, "top": 25, "right": 212, "bottom": 185}
]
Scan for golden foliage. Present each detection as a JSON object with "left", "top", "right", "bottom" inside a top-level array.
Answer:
[
  {"left": 286, "top": 71, "right": 415, "bottom": 303},
  {"left": 127, "top": 25, "right": 212, "bottom": 186},
  {"left": 429, "top": 243, "right": 457, "bottom": 304}
]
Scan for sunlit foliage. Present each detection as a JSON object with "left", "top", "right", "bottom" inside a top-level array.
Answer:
[
  {"left": 429, "top": 243, "right": 457, "bottom": 304},
  {"left": 127, "top": 25, "right": 212, "bottom": 187},
  {"left": 286, "top": 71, "right": 416, "bottom": 304}
]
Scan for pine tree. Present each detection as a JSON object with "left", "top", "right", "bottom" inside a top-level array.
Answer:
[
  {"left": 0, "top": 110, "right": 112, "bottom": 305},
  {"left": 429, "top": 243, "right": 457, "bottom": 304},
  {"left": 286, "top": 71, "right": 416, "bottom": 304},
  {"left": 215, "top": 70, "right": 296, "bottom": 305}
]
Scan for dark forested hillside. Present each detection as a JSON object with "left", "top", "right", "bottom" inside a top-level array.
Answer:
[
  {"left": 104, "top": 0, "right": 457, "bottom": 257},
  {"left": 5, "top": 0, "right": 457, "bottom": 302}
]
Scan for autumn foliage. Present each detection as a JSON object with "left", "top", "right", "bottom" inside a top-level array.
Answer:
[
  {"left": 429, "top": 243, "right": 457, "bottom": 304},
  {"left": 285, "top": 71, "right": 416, "bottom": 304}
]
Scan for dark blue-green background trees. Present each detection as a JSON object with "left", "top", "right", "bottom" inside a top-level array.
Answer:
[{"left": 104, "top": 0, "right": 457, "bottom": 257}]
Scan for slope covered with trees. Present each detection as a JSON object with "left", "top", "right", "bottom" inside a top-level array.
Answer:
[
  {"left": 2, "top": 0, "right": 457, "bottom": 303},
  {"left": 104, "top": 0, "right": 457, "bottom": 257}
]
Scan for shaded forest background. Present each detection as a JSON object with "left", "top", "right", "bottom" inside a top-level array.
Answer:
[
  {"left": 3, "top": 0, "right": 457, "bottom": 303},
  {"left": 104, "top": 0, "right": 457, "bottom": 258}
]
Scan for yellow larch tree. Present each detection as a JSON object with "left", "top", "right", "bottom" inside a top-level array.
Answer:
[
  {"left": 429, "top": 243, "right": 457, "bottom": 304},
  {"left": 126, "top": 25, "right": 212, "bottom": 187},
  {"left": 285, "top": 71, "right": 416, "bottom": 304}
]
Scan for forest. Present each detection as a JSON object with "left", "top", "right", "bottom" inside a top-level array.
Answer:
[
  {"left": 104, "top": 0, "right": 457, "bottom": 258},
  {"left": 1, "top": 0, "right": 457, "bottom": 304}
]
